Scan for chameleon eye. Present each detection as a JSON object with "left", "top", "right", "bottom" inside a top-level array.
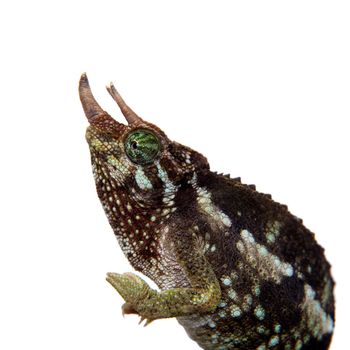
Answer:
[{"left": 125, "top": 129, "right": 160, "bottom": 164}]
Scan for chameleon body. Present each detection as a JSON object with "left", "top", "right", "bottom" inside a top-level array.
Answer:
[{"left": 79, "top": 74, "right": 335, "bottom": 350}]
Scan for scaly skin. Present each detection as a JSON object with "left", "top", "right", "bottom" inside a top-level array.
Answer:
[{"left": 79, "top": 74, "right": 335, "bottom": 350}]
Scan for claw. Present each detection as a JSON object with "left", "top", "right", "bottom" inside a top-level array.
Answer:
[
  {"left": 143, "top": 318, "right": 154, "bottom": 327},
  {"left": 137, "top": 315, "right": 153, "bottom": 327},
  {"left": 138, "top": 316, "right": 146, "bottom": 325},
  {"left": 121, "top": 302, "right": 138, "bottom": 316}
]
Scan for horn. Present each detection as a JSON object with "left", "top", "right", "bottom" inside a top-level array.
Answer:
[
  {"left": 106, "top": 82, "right": 141, "bottom": 124},
  {"left": 79, "top": 73, "right": 105, "bottom": 121}
]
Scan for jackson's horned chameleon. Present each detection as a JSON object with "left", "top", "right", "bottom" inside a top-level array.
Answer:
[{"left": 79, "top": 74, "right": 335, "bottom": 350}]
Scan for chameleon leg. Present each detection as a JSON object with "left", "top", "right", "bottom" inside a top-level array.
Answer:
[
  {"left": 106, "top": 229, "right": 221, "bottom": 324},
  {"left": 106, "top": 272, "right": 157, "bottom": 320},
  {"left": 106, "top": 272, "right": 220, "bottom": 324}
]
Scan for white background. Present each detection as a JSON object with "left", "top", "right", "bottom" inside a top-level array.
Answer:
[{"left": 0, "top": 1, "right": 349, "bottom": 349}]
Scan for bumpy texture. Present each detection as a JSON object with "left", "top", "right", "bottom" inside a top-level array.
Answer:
[{"left": 79, "top": 74, "right": 335, "bottom": 350}]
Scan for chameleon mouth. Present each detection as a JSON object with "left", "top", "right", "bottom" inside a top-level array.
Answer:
[{"left": 79, "top": 73, "right": 142, "bottom": 125}]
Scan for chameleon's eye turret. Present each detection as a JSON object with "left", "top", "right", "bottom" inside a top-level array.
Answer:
[{"left": 125, "top": 129, "right": 160, "bottom": 165}]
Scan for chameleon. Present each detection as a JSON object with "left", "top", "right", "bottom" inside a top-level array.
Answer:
[{"left": 79, "top": 73, "right": 335, "bottom": 350}]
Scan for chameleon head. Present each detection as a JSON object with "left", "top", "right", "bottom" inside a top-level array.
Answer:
[{"left": 79, "top": 73, "right": 209, "bottom": 208}]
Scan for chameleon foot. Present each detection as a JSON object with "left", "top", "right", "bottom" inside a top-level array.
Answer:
[{"left": 106, "top": 272, "right": 156, "bottom": 324}]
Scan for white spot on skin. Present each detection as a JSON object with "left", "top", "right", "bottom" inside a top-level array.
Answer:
[
  {"left": 191, "top": 174, "right": 232, "bottom": 228},
  {"left": 162, "top": 208, "right": 170, "bottom": 216},
  {"left": 295, "top": 340, "right": 303, "bottom": 350},
  {"left": 303, "top": 334, "right": 311, "bottom": 344},
  {"left": 302, "top": 284, "right": 334, "bottom": 339},
  {"left": 254, "top": 305, "right": 265, "bottom": 320},
  {"left": 266, "top": 233, "right": 275, "bottom": 244},
  {"left": 245, "top": 294, "right": 253, "bottom": 304},
  {"left": 285, "top": 265, "right": 294, "bottom": 277},
  {"left": 258, "top": 245, "right": 268, "bottom": 256},
  {"left": 222, "top": 277, "right": 232, "bottom": 286},
  {"left": 256, "top": 325, "right": 266, "bottom": 334},
  {"left": 236, "top": 241, "right": 245, "bottom": 252},
  {"left": 228, "top": 289, "right": 238, "bottom": 301},
  {"left": 218, "top": 310, "right": 226, "bottom": 318},
  {"left": 266, "top": 221, "right": 282, "bottom": 244},
  {"left": 156, "top": 162, "right": 178, "bottom": 202},
  {"left": 238, "top": 229, "right": 294, "bottom": 283},
  {"left": 242, "top": 294, "right": 253, "bottom": 311},
  {"left": 321, "top": 279, "right": 333, "bottom": 308},
  {"left": 274, "top": 324, "right": 281, "bottom": 333},
  {"left": 221, "top": 216, "right": 232, "bottom": 227},
  {"left": 135, "top": 167, "right": 153, "bottom": 190},
  {"left": 230, "top": 305, "right": 242, "bottom": 318},
  {"left": 268, "top": 335, "right": 279, "bottom": 347},
  {"left": 208, "top": 320, "right": 216, "bottom": 328}
]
